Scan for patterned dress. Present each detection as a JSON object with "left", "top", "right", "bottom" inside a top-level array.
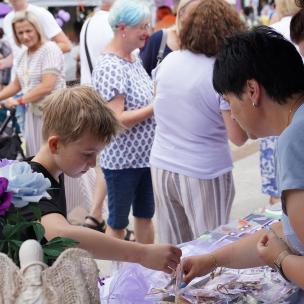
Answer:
[
  {"left": 92, "top": 53, "right": 155, "bottom": 228},
  {"left": 260, "top": 136, "right": 279, "bottom": 197}
]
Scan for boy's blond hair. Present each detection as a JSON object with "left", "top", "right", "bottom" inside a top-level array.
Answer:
[{"left": 42, "top": 86, "right": 121, "bottom": 144}]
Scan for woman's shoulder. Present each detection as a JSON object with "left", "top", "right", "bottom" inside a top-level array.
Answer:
[
  {"left": 164, "top": 50, "right": 213, "bottom": 65},
  {"left": 95, "top": 53, "right": 127, "bottom": 72},
  {"left": 40, "top": 41, "right": 62, "bottom": 55}
]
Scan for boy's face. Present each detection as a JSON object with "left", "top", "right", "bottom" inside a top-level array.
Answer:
[{"left": 54, "top": 132, "right": 105, "bottom": 178}]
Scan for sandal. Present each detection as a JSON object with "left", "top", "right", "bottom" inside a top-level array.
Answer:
[
  {"left": 83, "top": 216, "right": 106, "bottom": 233},
  {"left": 124, "top": 228, "right": 136, "bottom": 242}
]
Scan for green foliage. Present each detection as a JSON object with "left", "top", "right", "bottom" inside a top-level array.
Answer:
[{"left": 0, "top": 203, "right": 78, "bottom": 266}]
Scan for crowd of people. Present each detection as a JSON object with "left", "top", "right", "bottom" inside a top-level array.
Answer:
[{"left": 0, "top": 0, "right": 304, "bottom": 293}]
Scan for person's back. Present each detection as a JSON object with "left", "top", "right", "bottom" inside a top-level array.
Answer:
[
  {"left": 152, "top": 50, "right": 232, "bottom": 179},
  {"left": 79, "top": 10, "right": 113, "bottom": 85}
]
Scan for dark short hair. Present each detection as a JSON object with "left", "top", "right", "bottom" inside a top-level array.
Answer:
[
  {"left": 179, "top": 0, "right": 245, "bottom": 56},
  {"left": 213, "top": 26, "right": 304, "bottom": 104},
  {"left": 290, "top": 9, "right": 304, "bottom": 43}
]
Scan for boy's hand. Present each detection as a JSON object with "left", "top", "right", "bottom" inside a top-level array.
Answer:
[
  {"left": 257, "top": 232, "right": 289, "bottom": 267},
  {"left": 140, "top": 244, "right": 182, "bottom": 274},
  {"left": 182, "top": 254, "right": 215, "bottom": 284}
]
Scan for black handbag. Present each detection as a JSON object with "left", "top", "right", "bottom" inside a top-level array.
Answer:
[{"left": 0, "top": 108, "right": 24, "bottom": 160}]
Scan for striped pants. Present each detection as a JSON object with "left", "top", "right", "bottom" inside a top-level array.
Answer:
[{"left": 151, "top": 167, "right": 235, "bottom": 245}]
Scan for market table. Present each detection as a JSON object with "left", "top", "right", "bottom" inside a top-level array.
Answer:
[{"left": 99, "top": 209, "right": 304, "bottom": 303}]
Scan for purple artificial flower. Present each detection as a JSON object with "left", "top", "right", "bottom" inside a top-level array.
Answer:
[
  {"left": 0, "top": 177, "right": 12, "bottom": 216},
  {"left": 0, "top": 159, "right": 17, "bottom": 168}
]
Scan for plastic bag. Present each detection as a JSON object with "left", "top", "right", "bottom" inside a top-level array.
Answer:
[{"left": 100, "top": 263, "right": 169, "bottom": 303}]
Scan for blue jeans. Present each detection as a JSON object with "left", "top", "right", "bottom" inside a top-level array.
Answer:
[
  {"left": 103, "top": 167, "right": 155, "bottom": 229},
  {"left": 15, "top": 104, "right": 25, "bottom": 135}
]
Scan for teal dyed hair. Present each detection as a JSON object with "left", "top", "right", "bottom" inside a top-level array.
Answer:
[{"left": 108, "top": 0, "right": 150, "bottom": 30}]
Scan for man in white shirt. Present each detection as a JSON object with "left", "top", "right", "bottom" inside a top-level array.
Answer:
[
  {"left": 79, "top": 0, "right": 114, "bottom": 85},
  {"left": 1, "top": 0, "right": 71, "bottom": 70},
  {"left": 79, "top": 0, "right": 116, "bottom": 235}
]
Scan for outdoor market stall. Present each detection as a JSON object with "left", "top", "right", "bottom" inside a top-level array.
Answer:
[{"left": 100, "top": 209, "right": 304, "bottom": 303}]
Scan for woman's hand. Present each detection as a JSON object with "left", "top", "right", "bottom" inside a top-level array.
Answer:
[
  {"left": 182, "top": 254, "right": 216, "bottom": 284},
  {"left": 257, "top": 231, "right": 290, "bottom": 267},
  {"left": 139, "top": 244, "right": 182, "bottom": 274},
  {"left": 4, "top": 97, "right": 18, "bottom": 108},
  {"left": 107, "top": 95, "right": 154, "bottom": 128}
]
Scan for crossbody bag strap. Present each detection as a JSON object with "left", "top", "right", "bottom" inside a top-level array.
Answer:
[
  {"left": 156, "top": 29, "right": 168, "bottom": 66},
  {"left": 84, "top": 19, "right": 93, "bottom": 74}
]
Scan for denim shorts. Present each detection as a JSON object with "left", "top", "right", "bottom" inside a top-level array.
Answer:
[{"left": 103, "top": 167, "right": 155, "bottom": 229}]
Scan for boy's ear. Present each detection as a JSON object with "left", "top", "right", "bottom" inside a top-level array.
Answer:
[{"left": 48, "top": 136, "right": 60, "bottom": 154}]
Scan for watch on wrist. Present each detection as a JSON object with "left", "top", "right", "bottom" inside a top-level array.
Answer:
[{"left": 273, "top": 250, "right": 290, "bottom": 282}]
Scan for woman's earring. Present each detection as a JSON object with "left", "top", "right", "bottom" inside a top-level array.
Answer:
[
  {"left": 252, "top": 102, "right": 257, "bottom": 107},
  {"left": 122, "top": 33, "right": 126, "bottom": 39}
]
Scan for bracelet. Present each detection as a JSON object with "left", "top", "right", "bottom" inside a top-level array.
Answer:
[
  {"left": 274, "top": 250, "right": 290, "bottom": 267},
  {"left": 17, "top": 96, "right": 25, "bottom": 105},
  {"left": 210, "top": 254, "right": 218, "bottom": 279}
]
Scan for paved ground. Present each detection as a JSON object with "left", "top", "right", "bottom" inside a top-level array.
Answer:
[{"left": 230, "top": 140, "right": 269, "bottom": 220}]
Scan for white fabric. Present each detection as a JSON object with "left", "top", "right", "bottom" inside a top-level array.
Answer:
[
  {"left": 20, "top": 41, "right": 65, "bottom": 157},
  {"left": 24, "top": 111, "right": 43, "bottom": 157},
  {"left": 16, "top": 41, "right": 65, "bottom": 93},
  {"left": 270, "top": 16, "right": 304, "bottom": 61},
  {"left": 151, "top": 50, "right": 233, "bottom": 179},
  {"left": 79, "top": 10, "right": 113, "bottom": 85},
  {"left": 270, "top": 16, "right": 292, "bottom": 42},
  {"left": 3, "top": 4, "right": 62, "bottom": 77}
]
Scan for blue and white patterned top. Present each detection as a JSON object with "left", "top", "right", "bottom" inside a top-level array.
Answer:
[
  {"left": 277, "top": 104, "right": 304, "bottom": 255},
  {"left": 92, "top": 53, "right": 155, "bottom": 169}
]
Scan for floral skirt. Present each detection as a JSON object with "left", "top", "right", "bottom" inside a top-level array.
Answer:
[{"left": 260, "top": 136, "right": 279, "bottom": 197}]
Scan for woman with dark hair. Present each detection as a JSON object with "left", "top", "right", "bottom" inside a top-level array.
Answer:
[
  {"left": 290, "top": 0, "right": 304, "bottom": 55},
  {"left": 150, "top": 0, "right": 247, "bottom": 245},
  {"left": 182, "top": 26, "right": 304, "bottom": 289},
  {"left": 259, "top": 0, "right": 301, "bottom": 206}
]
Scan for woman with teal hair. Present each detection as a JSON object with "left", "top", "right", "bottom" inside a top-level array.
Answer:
[
  {"left": 92, "top": 0, "right": 156, "bottom": 244},
  {"left": 108, "top": 0, "right": 150, "bottom": 28}
]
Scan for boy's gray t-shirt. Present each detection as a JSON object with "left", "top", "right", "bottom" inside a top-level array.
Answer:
[{"left": 277, "top": 103, "right": 304, "bottom": 254}]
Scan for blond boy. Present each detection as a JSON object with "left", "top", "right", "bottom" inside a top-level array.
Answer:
[{"left": 17, "top": 86, "right": 181, "bottom": 272}]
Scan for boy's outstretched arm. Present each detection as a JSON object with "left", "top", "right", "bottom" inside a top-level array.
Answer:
[
  {"left": 182, "top": 221, "right": 283, "bottom": 284},
  {"left": 41, "top": 213, "right": 181, "bottom": 273}
]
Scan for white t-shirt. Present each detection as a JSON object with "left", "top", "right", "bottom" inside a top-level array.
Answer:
[
  {"left": 79, "top": 10, "right": 113, "bottom": 85},
  {"left": 271, "top": 16, "right": 304, "bottom": 61},
  {"left": 3, "top": 4, "right": 62, "bottom": 76},
  {"left": 270, "top": 16, "right": 292, "bottom": 42},
  {"left": 150, "top": 50, "right": 233, "bottom": 179}
]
